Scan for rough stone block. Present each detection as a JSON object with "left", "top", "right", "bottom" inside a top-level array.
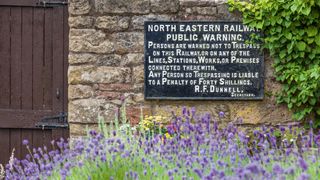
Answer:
[
  {"left": 216, "top": 4, "right": 241, "bottom": 20},
  {"left": 131, "top": 14, "right": 173, "bottom": 30},
  {"left": 70, "top": 29, "right": 105, "bottom": 45},
  {"left": 229, "top": 101, "right": 292, "bottom": 125},
  {"left": 69, "top": 29, "right": 114, "bottom": 53},
  {"left": 98, "top": 83, "right": 133, "bottom": 92},
  {"left": 152, "top": 102, "right": 231, "bottom": 122},
  {"left": 126, "top": 106, "right": 152, "bottom": 125},
  {"left": 185, "top": 7, "right": 217, "bottom": 15},
  {"left": 111, "top": 32, "right": 144, "bottom": 54},
  {"left": 265, "top": 56, "right": 275, "bottom": 78},
  {"left": 150, "top": 0, "right": 179, "bottom": 13},
  {"left": 133, "top": 65, "right": 144, "bottom": 83},
  {"left": 95, "top": 0, "right": 150, "bottom": 14},
  {"left": 69, "top": 85, "right": 94, "bottom": 100},
  {"left": 69, "top": 16, "right": 94, "bottom": 28},
  {"left": 132, "top": 93, "right": 144, "bottom": 103},
  {"left": 68, "top": 99, "right": 117, "bottom": 123},
  {"left": 69, "top": 123, "right": 99, "bottom": 136},
  {"left": 180, "top": 0, "right": 226, "bottom": 7},
  {"left": 96, "top": 54, "right": 122, "bottom": 66},
  {"left": 69, "top": 66, "right": 131, "bottom": 84},
  {"left": 69, "top": 53, "right": 98, "bottom": 64},
  {"left": 96, "top": 91, "right": 122, "bottom": 100},
  {"left": 69, "top": 0, "right": 91, "bottom": 15},
  {"left": 133, "top": 83, "right": 144, "bottom": 92},
  {"left": 95, "top": 16, "right": 130, "bottom": 31},
  {"left": 121, "top": 53, "right": 144, "bottom": 66}
]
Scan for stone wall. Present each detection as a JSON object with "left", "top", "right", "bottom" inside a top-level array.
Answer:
[{"left": 68, "top": 0, "right": 293, "bottom": 137}]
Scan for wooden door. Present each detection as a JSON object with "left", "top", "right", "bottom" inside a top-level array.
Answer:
[{"left": 0, "top": 0, "right": 69, "bottom": 164}]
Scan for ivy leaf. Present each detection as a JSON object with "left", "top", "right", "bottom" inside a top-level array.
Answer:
[
  {"left": 285, "top": 32, "right": 292, "bottom": 40},
  {"left": 301, "top": 7, "right": 311, "bottom": 16},
  {"left": 317, "top": 109, "right": 320, "bottom": 115},
  {"left": 309, "top": 98, "right": 317, "bottom": 106},
  {"left": 256, "top": 21, "right": 264, "bottom": 29},
  {"left": 307, "top": 27, "right": 318, "bottom": 37},
  {"left": 315, "top": 35, "right": 320, "bottom": 46},
  {"left": 299, "top": 74, "right": 306, "bottom": 81},
  {"left": 290, "top": 4, "right": 298, "bottom": 12},
  {"left": 279, "top": 50, "right": 286, "bottom": 59},
  {"left": 287, "top": 41, "right": 294, "bottom": 53},
  {"left": 297, "top": 41, "right": 306, "bottom": 51},
  {"left": 308, "top": 53, "right": 316, "bottom": 59},
  {"left": 310, "top": 71, "right": 320, "bottom": 78},
  {"left": 307, "top": 38, "right": 314, "bottom": 44}
]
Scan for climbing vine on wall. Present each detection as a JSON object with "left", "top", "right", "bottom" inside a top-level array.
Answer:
[{"left": 228, "top": 0, "right": 320, "bottom": 126}]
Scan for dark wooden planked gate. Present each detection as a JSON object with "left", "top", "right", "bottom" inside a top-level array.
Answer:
[{"left": 0, "top": 0, "right": 69, "bottom": 164}]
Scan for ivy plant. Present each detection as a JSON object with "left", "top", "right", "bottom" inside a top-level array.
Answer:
[{"left": 228, "top": 0, "right": 320, "bottom": 126}]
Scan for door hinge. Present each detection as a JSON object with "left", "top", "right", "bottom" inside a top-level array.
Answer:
[
  {"left": 37, "top": 0, "right": 68, "bottom": 7},
  {"left": 36, "top": 112, "right": 68, "bottom": 129}
]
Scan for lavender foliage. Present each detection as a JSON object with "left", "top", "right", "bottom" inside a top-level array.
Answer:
[{"left": 5, "top": 107, "right": 320, "bottom": 179}]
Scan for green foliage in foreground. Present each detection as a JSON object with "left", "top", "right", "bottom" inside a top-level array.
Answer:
[
  {"left": 42, "top": 109, "right": 320, "bottom": 180},
  {"left": 228, "top": 0, "right": 320, "bottom": 126}
]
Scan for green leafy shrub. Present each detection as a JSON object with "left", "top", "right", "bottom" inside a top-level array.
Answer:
[{"left": 228, "top": 0, "right": 320, "bottom": 126}]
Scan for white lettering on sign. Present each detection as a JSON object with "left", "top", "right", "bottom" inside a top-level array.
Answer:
[{"left": 145, "top": 22, "right": 263, "bottom": 99}]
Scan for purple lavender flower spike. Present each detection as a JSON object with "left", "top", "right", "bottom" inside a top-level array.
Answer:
[
  {"left": 272, "top": 163, "right": 283, "bottom": 174},
  {"left": 309, "top": 120, "right": 313, "bottom": 128},
  {"left": 219, "top": 111, "right": 225, "bottom": 118},
  {"left": 298, "top": 173, "right": 310, "bottom": 180},
  {"left": 22, "top": 139, "right": 29, "bottom": 145},
  {"left": 298, "top": 157, "right": 308, "bottom": 171}
]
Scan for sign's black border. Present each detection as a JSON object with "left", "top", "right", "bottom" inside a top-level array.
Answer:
[{"left": 144, "top": 21, "right": 264, "bottom": 101}]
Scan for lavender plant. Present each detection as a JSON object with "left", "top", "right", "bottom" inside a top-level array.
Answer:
[{"left": 5, "top": 107, "right": 320, "bottom": 180}]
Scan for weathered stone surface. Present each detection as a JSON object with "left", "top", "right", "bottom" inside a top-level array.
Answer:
[
  {"left": 96, "top": 54, "right": 122, "bottom": 66},
  {"left": 99, "top": 83, "right": 133, "bottom": 92},
  {"left": 133, "top": 83, "right": 144, "bottom": 92},
  {"left": 217, "top": 4, "right": 230, "bottom": 15},
  {"left": 229, "top": 101, "right": 292, "bottom": 125},
  {"left": 69, "top": 29, "right": 114, "bottom": 53},
  {"left": 95, "top": 0, "right": 150, "bottom": 14},
  {"left": 132, "top": 93, "right": 144, "bottom": 103},
  {"left": 126, "top": 106, "right": 152, "bottom": 125},
  {"left": 264, "top": 77, "right": 282, "bottom": 102},
  {"left": 151, "top": 0, "right": 179, "bottom": 13},
  {"left": 131, "top": 15, "right": 172, "bottom": 30},
  {"left": 69, "top": 66, "right": 131, "bottom": 84},
  {"left": 69, "top": 16, "right": 94, "bottom": 28},
  {"left": 70, "top": 123, "right": 99, "bottom": 136},
  {"left": 111, "top": 32, "right": 144, "bottom": 54},
  {"left": 69, "top": 0, "right": 91, "bottom": 15},
  {"left": 96, "top": 91, "right": 122, "bottom": 100},
  {"left": 70, "top": 29, "right": 105, "bottom": 45},
  {"left": 216, "top": 4, "right": 241, "bottom": 21},
  {"left": 69, "top": 99, "right": 117, "bottom": 123},
  {"left": 152, "top": 102, "right": 231, "bottom": 122},
  {"left": 180, "top": 0, "right": 226, "bottom": 6},
  {"left": 69, "top": 85, "right": 94, "bottom": 99},
  {"left": 265, "top": 56, "right": 275, "bottom": 78},
  {"left": 133, "top": 65, "right": 144, "bottom": 83},
  {"left": 185, "top": 7, "right": 217, "bottom": 15},
  {"left": 95, "top": 16, "right": 130, "bottom": 31},
  {"left": 69, "top": 53, "right": 98, "bottom": 64},
  {"left": 178, "top": 14, "right": 218, "bottom": 20},
  {"left": 121, "top": 53, "right": 144, "bottom": 66},
  {"left": 68, "top": 65, "right": 94, "bottom": 84}
]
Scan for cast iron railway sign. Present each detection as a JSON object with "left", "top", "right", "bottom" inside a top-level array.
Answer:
[{"left": 144, "top": 21, "right": 264, "bottom": 100}]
